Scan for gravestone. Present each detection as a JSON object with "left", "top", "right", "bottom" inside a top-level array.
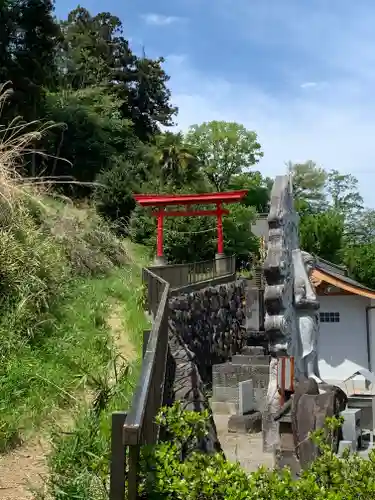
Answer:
[
  {"left": 239, "top": 380, "right": 255, "bottom": 415},
  {"left": 212, "top": 357, "right": 269, "bottom": 413}
]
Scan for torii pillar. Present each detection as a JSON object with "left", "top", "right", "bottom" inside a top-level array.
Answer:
[{"left": 133, "top": 190, "right": 248, "bottom": 268}]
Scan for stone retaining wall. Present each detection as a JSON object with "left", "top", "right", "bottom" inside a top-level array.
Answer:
[
  {"left": 164, "top": 279, "right": 248, "bottom": 453},
  {"left": 168, "top": 279, "right": 246, "bottom": 384}
]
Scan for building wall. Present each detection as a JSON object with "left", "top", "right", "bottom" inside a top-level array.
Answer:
[{"left": 317, "top": 294, "right": 370, "bottom": 390}]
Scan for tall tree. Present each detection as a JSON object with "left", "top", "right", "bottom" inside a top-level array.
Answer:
[
  {"left": 287, "top": 161, "right": 327, "bottom": 214},
  {"left": 326, "top": 170, "right": 363, "bottom": 228},
  {"left": 299, "top": 209, "right": 344, "bottom": 263},
  {"left": 59, "top": 8, "right": 176, "bottom": 140},
  {"left": 186, "top": 121, "right": 263, "bottom": 191},
  {"left": 152, "top": 132, "right": 202, "bottom": 190},
  {"left": 229, "top": 171, "right": 272, "bottom": 213},
  {"left": 0, "top": 0, "right": 60, "bottom": 121}
]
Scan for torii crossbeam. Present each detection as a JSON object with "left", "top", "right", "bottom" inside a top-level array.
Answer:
[{"left": 133, "top": 190, "right": 248, "bottom": 262}]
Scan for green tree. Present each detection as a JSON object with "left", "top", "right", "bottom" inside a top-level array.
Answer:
[
  {"left": 0, "top": 0, "right": 60, "bottom": 121},
  {"left": 59, "top": 8, "right": 176, "bottom": 140},
  {"left": 186, "top": 121, "right": 263, "bottom": 191},
  {"left": 153, "top": 132, "right": 202, "bottom": 190},
  {"left": 94, "top": 160, "right": 149, "bottom": 230},
  {"left": 343, "top": 243, "right": 375, "bottom": 289},
  {"left": 299, "top": 209, "right": 344, "bottom": 263},
  {"left": 229, "top": 171, "right": 272, "bottom": 213},
  {"left": 288, "top": 161, "right": 327, "bottom": 214},
  {"left": 223, "top": 204, "right": 258, "bottom": 265},
  {"left": 42, "top": 86, "right": 143, "bottom": 195},
  {"left": 326, "top": 170, "right": 364, "bottom": 234}
]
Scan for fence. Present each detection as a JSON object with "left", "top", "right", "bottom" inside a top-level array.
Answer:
[
  {"left": 110, "top": 268, "right": 170, "bottom": 500},
  {"left": 143, "top": 254, "right": 236, "bottom": 314},
  {"left": 109, "top": 255, "right": 236, "bottom": 500}
]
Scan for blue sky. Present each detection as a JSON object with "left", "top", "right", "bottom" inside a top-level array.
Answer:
[{"left": 54, "top": 0, "right": 375, "bottom": 207}]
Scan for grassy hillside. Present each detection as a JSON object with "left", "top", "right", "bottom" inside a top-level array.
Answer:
[{"left": 0, "top": 188, "right": 150, "bottom": 452}]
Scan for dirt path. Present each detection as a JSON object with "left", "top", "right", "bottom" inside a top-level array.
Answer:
[
  {"left": 0, "top": 438, "right": 48, "bottom": 500},
  {"left": 0, "top": 301, "right": 135, "bottom": 499}
]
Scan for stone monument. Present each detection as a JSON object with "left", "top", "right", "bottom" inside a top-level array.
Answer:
[
  {"left": 262, "top": 175, "right": 347, "bottom": 470},
  {"left": 293, "top": 250, "right": 321, "bottom": 382},
  {"left": 262, "top": 175, "right": 298, "bottom": 452}
]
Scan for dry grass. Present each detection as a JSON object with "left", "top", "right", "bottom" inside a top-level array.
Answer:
[
  {"left": 0, "top": 82, "right": 149, "bottom": 500},
  {"left": 0, "top": 82, "right": 135, "bottom": 451}
]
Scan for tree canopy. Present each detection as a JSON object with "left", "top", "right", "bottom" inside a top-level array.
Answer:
[{"left": 0, "top": 0, "right": 373, "bottom": 285}]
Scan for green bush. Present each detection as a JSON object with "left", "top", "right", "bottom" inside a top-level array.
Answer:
[
  {"left": 94, "top": 160, "right": 148, "bottom": 231},
  {"left": 138, "top": 402, "right": 375, "bottom": 500}
]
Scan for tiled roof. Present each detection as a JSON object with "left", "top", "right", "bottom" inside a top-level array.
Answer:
[{"left": 315, "top": 256, "right": 375, "bottom": 293}]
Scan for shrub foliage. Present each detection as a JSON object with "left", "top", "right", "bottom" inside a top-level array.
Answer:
[{"left": 137, "top": 402, "right": 375, "bottom": 500}]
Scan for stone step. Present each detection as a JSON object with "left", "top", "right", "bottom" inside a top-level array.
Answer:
[
  {"left": 232, "top": 354, "right": 270, "bottom": 366},
  {"left": 337, "top": 440, "right": 356, "bottom": 455},
  {"left": 228, "top": 411, "right": 262, "bottom": 434},
  {"left": 241, "top": 346, "right": 265, "bottom": 356},
  {"left": 212, "top": 362, "right": 269, "bottom": 413},
  {"left": 210, "top": 400, "right": 237, "bottom": 415}
]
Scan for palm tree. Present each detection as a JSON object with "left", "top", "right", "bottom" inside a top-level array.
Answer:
[{"left": 154, "top": 132, "right": 199, "bottom": 189}]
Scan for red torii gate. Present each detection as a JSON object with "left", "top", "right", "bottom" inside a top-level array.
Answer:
[{"left": 133, "top": 190, "right": 248, "bottom": 262}]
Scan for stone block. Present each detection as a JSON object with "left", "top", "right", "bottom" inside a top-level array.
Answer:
[
  {"left": 337, "top": 440, "right": 356, "bottom": 455},
  {"left": 232, "top": 354, "right": 270, "bottom": 366},
  {"left": 210, "top": 401, "right": 237, "bottom": 415},
  {"left": 239, "top": 380, "right": 255, "bottom": 415},
  {"left": 241, "top": 346, "right": 265, "bottom": 356},
  {"left": 279, "top": 421, "right": 294, "bottom": 451},
  {"left": 340, "top": 408, "right": 362, "bottom": 450},
  {"left": 212, "top": 362, "right": 269, "bottom": 412},
  {"left": 245, "top": 286, "right": 262, "bottom": 331},
  {"left": 228, "top": 411, "right": 262, "bottom": 434},
  {"left": 212, "top": 385, "right": 239, "bottom": 404}
]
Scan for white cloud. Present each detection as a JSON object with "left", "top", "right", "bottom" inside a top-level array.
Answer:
[
  {"left": 161, "top": 2, "right": 375, "bottom": 208},
  {"left": 141, "top": 13, "right": 184, "bottom": 26},
  {"left": 300, "top": 82, "right": 317, "bottom": 89}
]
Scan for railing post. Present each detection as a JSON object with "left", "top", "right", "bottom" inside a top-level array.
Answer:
[
  {"left": 109, "top": 411, "right": 127, "bottom": 500},
  {"left": 127, "top": 445, "right": 141, "bottom": 500},
  {"left": 143, "top": 329, "right": 151, "bottom": 358}
]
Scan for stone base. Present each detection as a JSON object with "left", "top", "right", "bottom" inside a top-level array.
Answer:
[
  {"left": 232, "top": 354, "right": 270, "bottom": 366},
  {"left": 210, "top": 401, "right": 237, "bottom": 415},
  {"left": 337, "top": 440, "right": 357, "bottom": 455},
  {"left": 215, "top": 253, "right": 228, "bottom": 275},
  {"left": 241, "top": 346, "right": 265, "bottom": 356},
  {"left": 153, "top": 255, "right": 167, "bottom": 266},
  {"left": 228, "top": 411, "right": 262, "bottom": 434},
  {"left": 274, "top": 420, "right": 301, "bottom": 477}
]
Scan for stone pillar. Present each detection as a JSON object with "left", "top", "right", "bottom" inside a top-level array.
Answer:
[
  {"left": 215, "top": 253, "right": 227, "bottom": 275},
  {"left": 262, "top": 175, "right": 299, "bottom": 453}
]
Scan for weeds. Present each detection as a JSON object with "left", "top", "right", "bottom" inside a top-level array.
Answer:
[
  {"left": 43, "top": 272, "right": 148, "bottom": 500},
  {"left": 0, "top": 83, "right": 142, "bottom": 453}
]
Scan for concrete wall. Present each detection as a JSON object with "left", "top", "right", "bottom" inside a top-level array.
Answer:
[{"left": 318, "top": 294, "right": 370, "bottom": 390}]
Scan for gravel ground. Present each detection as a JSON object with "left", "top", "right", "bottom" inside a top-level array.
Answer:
[{"left": 213, "top": 413, "right": 274, "bottom": 472}]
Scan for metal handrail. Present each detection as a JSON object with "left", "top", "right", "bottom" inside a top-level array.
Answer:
[{"left": 123, "top": 270, "right": 169, "bottom": 446}]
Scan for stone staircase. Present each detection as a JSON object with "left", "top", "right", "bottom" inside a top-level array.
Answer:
[{"left": 211, "top": 345, "right": 270, "bottom": 433}]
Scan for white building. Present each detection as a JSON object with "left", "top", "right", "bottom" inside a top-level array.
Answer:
[{"left": 311, "top": 258, "right": 375, "bottom": 392}]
